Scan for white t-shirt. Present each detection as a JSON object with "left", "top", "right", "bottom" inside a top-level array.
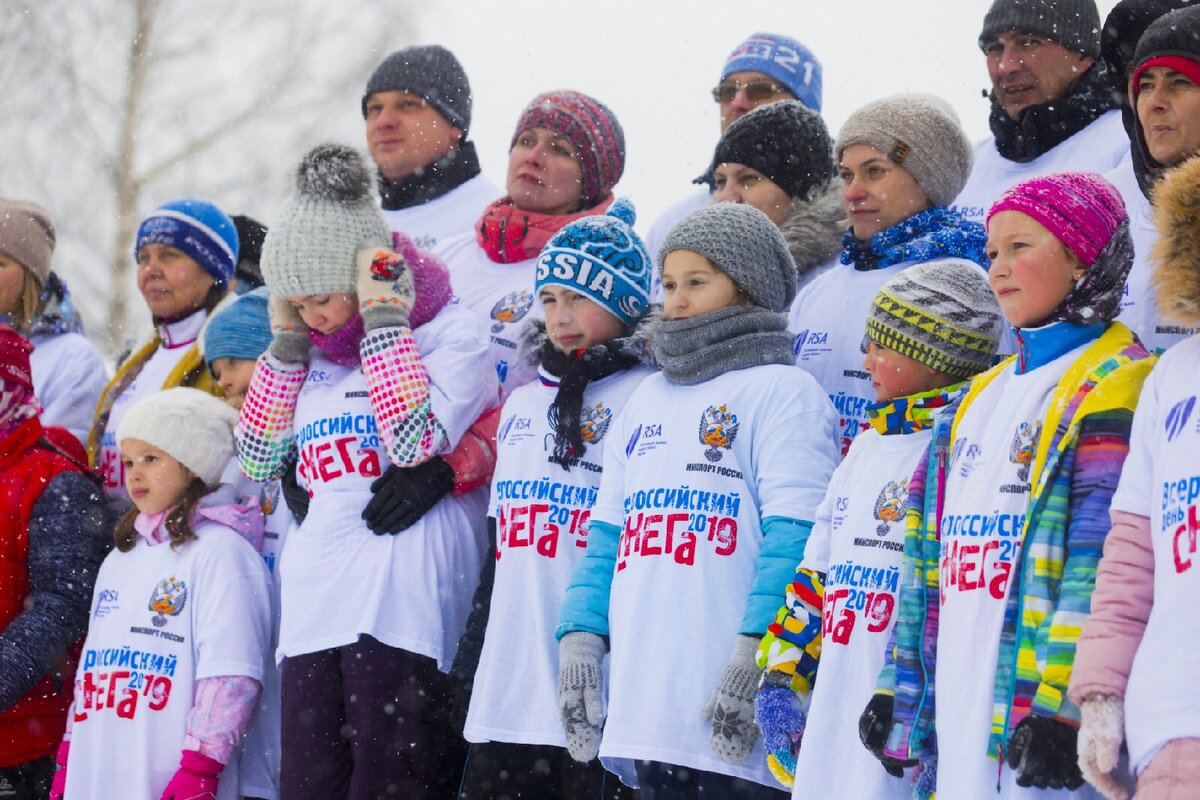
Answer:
[
  {"left": 220, "top": 461, "right": 293, "bottom": 800},
  {"left": 1112, "top": 334, "right": 1200, "bottom": 773},
  {"left": 380, "top": 173, "right": 500, "bottom": 252},
  {"left": 792, "top": 426, "right": 930, "bottom": 800},
  {"left": 66, "top": 523, "right": 272, "bottom": 800},
  {"left": 29, "top": 330, "right": 107, "bottom": 444},
  {"left": 99, "top": 311, "right": 207, "bottom": 496},
  {"left": 791, "top": 259, "right": 938, "bottom": 456},
  {"left": 465, "top": 365, "right": 651, "bottom": 746},
  {"left": 433, "top": 233, "right": 543, "bottom": 400},
  {"left": 1108, "top": 161, "right": 1196, "bottom": 353},
  {"left": 278, "top": 306, "right": 494, "bottom": 669},
  {"left": 951, "top": 110, "right": 1127, "bottom": 224},
  {"left": 935, "top": 345, "right": 1088, "bottom": 799},
  {"left": 592, "top": 365, "right": 839, "bottom": 785}
]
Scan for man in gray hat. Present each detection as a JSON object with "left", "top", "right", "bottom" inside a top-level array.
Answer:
[
  {"left": 363, "top": 44, "right": 499, "bottom": 251},
  {"left": 952, "top": 0, "right": 1129, "bottom": 222}
]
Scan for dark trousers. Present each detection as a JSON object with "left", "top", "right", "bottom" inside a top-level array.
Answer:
[
  {"left": 457, "top": 741, "right": 637, "bottom": 800},
  {"left": 633, "top": 760, "right": 786, "bottom": 800},
  {"left": 0, "top": 756, "right": 53, "bottom": 800},
  {"left": 280, "top": 634, "right": 465, "bottom": 799}
]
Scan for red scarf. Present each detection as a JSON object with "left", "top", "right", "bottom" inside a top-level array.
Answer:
[{"left": 475, "top": 195, "right": 614, "bottom": 264}]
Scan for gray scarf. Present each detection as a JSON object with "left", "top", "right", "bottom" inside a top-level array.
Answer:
[{"left": 652, "top": 305, "right": 795, "bottom": 386}]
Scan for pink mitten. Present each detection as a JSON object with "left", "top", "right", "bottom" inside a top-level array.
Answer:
[
  {"left": 48, "top": 740, "right": 69, "bottom": 799},
  {"left": 159, "top": 750, "right": 223, "bottom": 800}
]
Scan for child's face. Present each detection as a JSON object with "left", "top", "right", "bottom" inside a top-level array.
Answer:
[
  {"left": 661, "top": 250, "right": 740, "bottom": 321},
  {"left": 287, "top": 293, "right": 358, "bottom": 335},
  {"left": 121, "top": 439, "right": 193, "bottom": 516},
  {"left": 210, "top": 357, "right": 257, "bottom": 404},
  {"left": 986, "top": 210, "right": 1083, "bottom": 329},
  {"left": 538, "top": 286, "right": 625, "bottom": 353},
  {"left": 862, "top": 340, "right": 948, "bottom": 403}
]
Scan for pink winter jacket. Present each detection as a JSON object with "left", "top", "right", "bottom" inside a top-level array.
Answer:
[{"left": 1068, "top": 510, "right": 1155, "bottom": 704}]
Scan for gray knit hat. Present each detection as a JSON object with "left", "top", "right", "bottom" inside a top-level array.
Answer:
[
  {"left": 866, "top": 260, "right": 1005, "bottom": 379},
  {"left": 979, "top": 0, "right": 1102, "bottom": 58},
  {"left": 0, "top": 198, "right": 55, "bottom": 287},
  {"left": 116, "top": 387, "right": 238, "bottom": 487},
  {"left": 659, "top": 204, "right": 798, "bottom": 312},
  {"left": 260, "top": 143, "right": 391, "bottom": 298},
  {"left": 362, "top": 45, "right": 472, "bottom": 133},
  {"left": 835, "top": 94, "right": 974, "bottom": 208}
]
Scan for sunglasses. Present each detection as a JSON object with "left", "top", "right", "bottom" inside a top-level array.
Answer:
[{"left": 711, "top": 80, "right": 788, "bottom": 104}]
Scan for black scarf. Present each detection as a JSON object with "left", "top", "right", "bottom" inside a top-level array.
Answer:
[
  {"left": 541, "top": 336, "right": 641, "bottom": 470},
  {"left": 652, "top": 305, "right": 795, "bottom": 387},
  {"left": 378, "top": 141, "right": 483, "bottom": 211},
  {"left": 990, "top": 63, "right": 1120, "bottom": 163}
]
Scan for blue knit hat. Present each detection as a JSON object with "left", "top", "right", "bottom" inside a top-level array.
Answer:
[
  {"left": 721, "top": 33, "right": 823, "bottom": 113},
  {"left": 535, "top": 198, "right": 651, "bottom": 325},
  {"left": 135, "top": 199, "right": 239, "bottom": 288},
  {"left": 204, "top": 287, "right": 272, "bottom": 368}
]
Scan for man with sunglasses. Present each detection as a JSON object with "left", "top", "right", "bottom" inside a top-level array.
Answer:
[
  {"left": 643, "top": 33, "right": 823, "bottom": 266},
  {"left": 951, "top": 0, "right": 1128, "bottom": 223},
  {"left": 362, "top": 44, "right": 500, "bottom": 251}
]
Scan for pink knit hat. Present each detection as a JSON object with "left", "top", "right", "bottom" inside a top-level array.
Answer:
[
  {"left": 390, "top": 231, "right": 450, "bottom": 329},
  {"left": 986, "top": 172, "right": 1126, "bottom": 267}
]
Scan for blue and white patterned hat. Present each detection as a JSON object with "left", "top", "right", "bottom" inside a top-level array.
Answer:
[
  {"left": 135, "top": 198, "right": 239, "bottom": 288},
  {"left": 535, "top": 198, "right": 651, "bottom": 326},
  {"left": 721, "top": 33, "right": 823, "bottom": 113}
]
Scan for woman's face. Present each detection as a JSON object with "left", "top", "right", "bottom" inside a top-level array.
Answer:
[
  {"left": 0, "top": 255, "right": 28, "bottom": 316},
  {"left": 1136, "top": 66, "right": 1200, "bottom": 166},
  {"left": 287, "top": 293, "right": 358, "bottom": 335},
  {"left": 660, "top": 250, "right": 741, "bottom": 320},
  {"left": 137, "top": 243, "right": 215, "bottom": 319},
  {"left": 506, "top": 127, "right": 584, "bottom": 215},
  {"left": 712, "top": 163, "right": 793, "bottom": 225},
  {"left": 838, "top": 144, "right": 931, "bottom": 241},
  {"left": 986, "top": 210, "right": 1083, "bottom": 328}
]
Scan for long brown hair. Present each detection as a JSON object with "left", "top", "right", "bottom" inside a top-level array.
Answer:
[
  {"left": 5, "top": 271, "right": 44, "bottom": 332},
  {"left": 114, "top": 477, "right": 211, "bottom": 552}
]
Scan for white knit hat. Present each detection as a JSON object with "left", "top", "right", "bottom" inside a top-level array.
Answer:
[
  {"left": 116, "top": 388, "right": 238, "bottom": 486},
  {"left": 259, "top": 143, "right": 392, "bottom": 297}
]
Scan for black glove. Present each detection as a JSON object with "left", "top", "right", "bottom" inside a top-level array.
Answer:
[
  {"left": 362, "top": 456, "right": 455, "bottom": 535},
  {"left": 279, "top": 450, "right": 309, "bottom": 524},
  {"left": 1006, "top": 715, "right": 1085, "bottom": 790},
  {"left": 858, "top": 694, "right": 918, "bottom": 778}
]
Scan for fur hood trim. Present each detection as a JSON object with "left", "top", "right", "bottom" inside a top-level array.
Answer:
[
  {"left": 1150, "top": 155, "right": 1200, "bottom": 326},
  {"left": 779, "top": 178, "right": 845, "bottom": 274},
  {"left": 517, "top": 309, "right": 660, "bottom": 370}
]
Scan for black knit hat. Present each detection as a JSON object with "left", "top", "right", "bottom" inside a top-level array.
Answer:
[
  {"left": 361, "top": 45, "right": 472, "bottom": 133},
  {"left": 231, "top": 214, "right": 266, "bottom": 289},
  {"left": 710, "top": 101, "right": 835, "bottom": 201},
  {"left": 1102, "top": 0, "right": 1195, "bottom": 86},
  {"left": 979, "top": 0, "right": 1103, "bottom": 58}
]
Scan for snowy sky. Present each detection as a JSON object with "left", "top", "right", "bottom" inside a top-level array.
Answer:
[{"left": 404, "top": 0, "right": 1122, "bottom": 229}]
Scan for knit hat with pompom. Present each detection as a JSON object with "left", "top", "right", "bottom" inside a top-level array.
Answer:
[
  {"left": 259, "top": 143, "right": 391, "bottom": 297},
  {"left": 535, "top": 198, "right": 651, "bottom": 325}
]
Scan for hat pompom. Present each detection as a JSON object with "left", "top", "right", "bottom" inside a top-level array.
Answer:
[
  {"left": 296, "top": 143, "right": 373, "bottom": 203},
  {"left": 607, "top": 197, "right": 637, "bottom": 228}
]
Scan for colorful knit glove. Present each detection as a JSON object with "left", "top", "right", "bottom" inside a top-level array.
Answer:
[
  {"left": 859, "top": 694, "right": 917, "bottom": 777},
  {"left": 267, "top": 295, "right": 311, "bottom": 364},
  {"left": 1078, "top": 696, "right": 1130, "bottom": 800},
  {"left": 159, "top": 749, "right": 223, "bottom": 799},
  {"left": 356, "top": 246, "right": 415, "bottom": 331},
  {"left": 703, "top": 634, "right": 762, "bottom": 765},
  {"left": 558, "top": 631, "right": 606, "bottom": 763},
  {"left": 1006, "top": 715, "right": 1085, "bottom": 790},
  {"left": 48, "top": 740, "right": 68, "bottom": 800},
  {"left": 754, "top": 677, "right": 807, "bottom": 788}
]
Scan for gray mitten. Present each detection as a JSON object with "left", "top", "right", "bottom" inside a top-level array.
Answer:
[
  {"left": 558, "top": 631, "right": 606, "bottom": 763},
  {"left": 702, "top": 634, "right": 762, "bottom": 764},
  {"left": 267, "top": 294, "right": 311, "bottom": 364}
]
